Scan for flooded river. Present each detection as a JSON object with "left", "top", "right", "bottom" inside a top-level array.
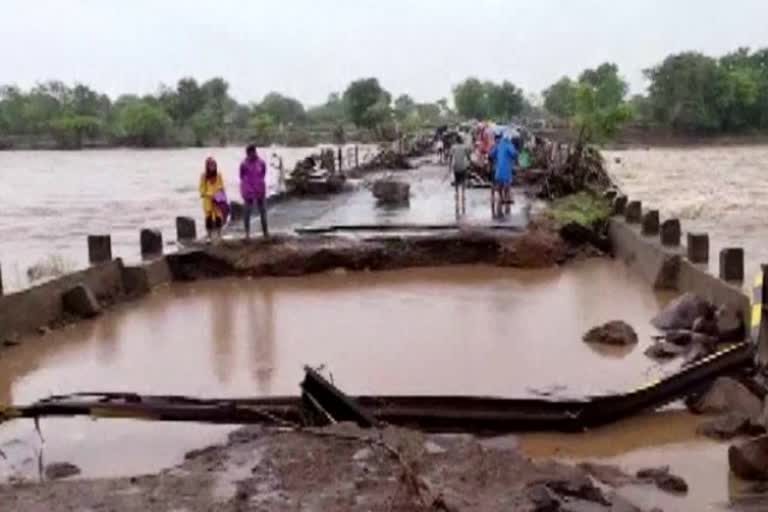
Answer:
[
  {"left": 0, "top": 145, "right": 372, "bottom": 292},
  {"left": 607, "top": 145, "right": 768, "bottom": 284},
  {"left": 0, "top": 260, "right": 670, "bottom": 481}
]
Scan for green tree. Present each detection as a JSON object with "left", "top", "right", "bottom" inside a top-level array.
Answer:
[
  {"left": 578, "top": 63, "right": 627, "bottom": 110},
  {"left": 343, "top": 78, "right": 392, "bottom": 129},
  {"left": 175, "top": 78, "right": 205, "bottom": 122},
  {"left": 248, "top": 113, "right": 276, "bottom": 146},
  {"left": 453, "top": 78, "right": 488, "bottom": 119},
  {"left": 486, "top": 81, "right": 525, "bottom": 120},
  {"left": 115, "top": 101, "right": 173, "bottom": 147},
  {"left": 572, "top": 82, "right": 633, "bottom": 142},
  {"left": 49, "top": 115, "right": 101, "bottom": 149},
  {"left": 543, "top": 77, "right": 579, "bottom": 118},
  {"left": 393, "top": 94, "right": 416, "bottom": 121},
  {"left": 645, "top": 52, "right": 724, "bottom": 132},
  {"left": 257, "top": 92, "right": 306, "bottom": 125}
]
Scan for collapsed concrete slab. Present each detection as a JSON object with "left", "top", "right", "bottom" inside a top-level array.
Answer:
[{"left": 609, "top": 218, "right": 681, "bottom": 289}]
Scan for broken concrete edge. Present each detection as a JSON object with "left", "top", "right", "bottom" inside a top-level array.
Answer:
[
  {"left": 609, "top": 217, "right": 751, "bottom": 327},
  {"left": 0, "top": 226, "right": 591, "bottom": 347},
  {"left": 0, "top": 257, "right": 175, "bottom": 347}
]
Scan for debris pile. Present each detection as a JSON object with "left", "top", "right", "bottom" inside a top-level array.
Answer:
[
  {"left": 359, "top": 148, "right": 413, "bottom": 171},
  {"left": 521, "top": 141, "right": 613, "bottom": 200},
  {"left": 285, "top": 149, "right": 346, "bottom": 195},
  {"left": 371, "top": 179, "right": 410, "bottom": 205}
]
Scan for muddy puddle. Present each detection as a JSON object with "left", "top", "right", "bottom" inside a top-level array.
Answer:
[
  {"left": 521, "top": 410, "right": 747, "bottom": 511},
  {"left": 0, "top": 259, "right": 676, "bottom": 481}
]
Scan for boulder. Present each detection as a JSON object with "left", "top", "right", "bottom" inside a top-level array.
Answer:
[
  {"left": 652, "top": 293, "right": 714, "bottom": 331},
  {"left": 644, "top": 341, "right": 686, "bottom": 360},
  {"left": 372, "top": 179, "right": 410, "bottom": 204},
  {"left": 692, "top": 315, "right": 718, "bottom": 337},
  {"left": 577, "top": 462, "right": 638, "bottom": 487},
  {"left": 45, "top": 462, "right": 81, "bottom": 480},
  {"left": 62, "top": 284, "right": 101, "bottom": 318},
  {"left": 230, "top": 201, "right": 244, "bottom": 222},
  {"left": 583, "top": 321, "right": 638, "bottom": 346},
  {"left": 717, "top": 306, "right": 745, "bottom": 342},
  {"left": 636, "top": 466, "right": 688, "bottom": 494},
  {"left": 690, "top": 377, "right": 762, "bottom": 419},
  {"left": 729, "top": 435, "right": 768, "bottom": 481},
  {"left": 697, "top": 413, "right": 761, "bottom": 440}
]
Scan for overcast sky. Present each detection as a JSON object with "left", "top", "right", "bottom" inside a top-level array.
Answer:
[{"left": 1, "top": 0, "right": 767, "bottom": 106}]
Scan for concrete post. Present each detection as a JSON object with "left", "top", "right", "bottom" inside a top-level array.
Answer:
[
  {"left": 0, "top": 263, "right": 3, "bottom": 296},
  {"left": 719, "top": 248, "right": 744, "bottom": 282},
  {"left": 176, "top": 216, "right": 197, "bottom": 241},
  {"left": 354, "top": 145, "right": 359, "bottom": 168},
  {"left": 625, "top": 200, "right": 642, "bottom": 224},
  {"left": 338, "top": 147, "right": 343, "bottom": 172},
  {"left": 660, "top": 219, "right": 681, "bottom": 246},
  {"left": 88, "top": 235, "right": 112, "bottom": 264},
  {"left": 230, "top": 201, "right": 244, "bottom": 222},
  {"left": 140, "top": 229, "right": 163, "bottom": 257},
  {"left": 641, "top": 210, "right": 660, "bottom": 236},
  {"left": 612, "top": 195, "right": 628, "bottom": 215},
  {"left": 687, "top": 233, "right": 709, "bottom": 264}
]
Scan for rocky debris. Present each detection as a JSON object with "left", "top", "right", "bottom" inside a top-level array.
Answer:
[
  {"left": 62, "top": 284, "right": 101, "bottom": 318},
  {"left": 636, "top": 466, "right": 688, "bottom": 495},
  {"left": 559, "top": 222, "right": 611, "bottom": 254},
  {"left": 717, "top": 306, "right": 745, "bottom": 342},
  {"left": 371, "top": 179, "right": 410, "bottom": 204},
  {"left": 692, "top": 314, "right": 719, "bottom": 337},
  {"left": 577, "top": 462, "right": 638, "bottom": 487},
  {"left": 652, "top": 293, "right": 713, "bottom": 331},
  {"left": 45, "top": 462, "right": 81, "bottom": 480},
  {"left": 697, "top": 413, "right": 764, "bottom": 440},
  {"left": 583, "top": 321, "right": 638, "bottom": 346},
  {"left": 729, "top": 434, "right": 768, "bottom": 481},
  {"left": 423, "top": 440, "right": 447, "bottom": 455},
  {"left": 352, "top": 447, "right": 373, "bottom": 461},
  {"left": 229, "top": 201, "right": 244, "bottom": 221},
  {"left": 526, "top": 143, "right": 613, "bottom": 200},
  {"left": 689, "top": 377, "right": 763, "bottom": 419},
  {"left": 286, "top": 154, "right": 346, "bottom": 195},
  {"left": 359, "top": 149, "right": 413, "bottom": 171},
  {"left": 528, "top": 473, "right": 610, "bottom": 508},
  {"left": 644, "top": 341, "right": 687, "bottom": 360},
  {"left": 497, "top": 228, "right": 567, "bottom": 268}
]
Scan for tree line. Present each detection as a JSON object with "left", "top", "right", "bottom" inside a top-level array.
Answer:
[
  {"left": 543, "top": 47, "right": 768, "bottom": 137},
  {"left": 0, "top": 77, "right": 457, "bottom": 149},
  {"left": 2, "top": 46, "right": 767, "bottom": 149}
]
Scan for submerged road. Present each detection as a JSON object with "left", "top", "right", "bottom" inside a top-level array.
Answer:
[{"left": 232, "top": 160, "right": 532, "bottom": 235}]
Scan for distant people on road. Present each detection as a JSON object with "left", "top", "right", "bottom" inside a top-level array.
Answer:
[
  {"left": 240, "top": 144, "right": 269, "bottom": 239},
  {"left": 449, "top": 136, "right": 472, "bottom": 215},
  {"left": 435, "top": 138, "right": 445, "bottom": 163},
  {"left": 199, "top": 156, "right": 228, "bottom": 242},
  {"left": 489, "top": 133, "right": 518, "bottom": 216},
  {"left": 270, "top": 153, "right": 285, "bottom": 193}
]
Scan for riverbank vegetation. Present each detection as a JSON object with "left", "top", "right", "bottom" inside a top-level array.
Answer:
[{"left": 2, "top": 46, "right": 768, "bottom": 149}]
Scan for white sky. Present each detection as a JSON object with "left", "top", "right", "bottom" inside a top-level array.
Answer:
[{"left": 1, "top": 0, "right": 767, "bottom": 105}]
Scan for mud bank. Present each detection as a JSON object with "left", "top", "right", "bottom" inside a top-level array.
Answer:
[{"left": 0, "top": 423, "right": 668, "bottom": 512}]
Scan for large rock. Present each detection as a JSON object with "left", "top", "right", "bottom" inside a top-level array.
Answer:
[
  {"left": 62, "top": 284, "right": 101, "bottom": 318},
  {"left": 692, "top": 315, "right": 718, "bottom": 337},
  {"left": 583, "top": 321, "right": 638, "bottom": 346},
  {"left": 372, "top": 179, "right": 410, "bottom": 204},
  {"left": 690, "top": 377, "right": 762, "bottom": 419},
  {"left": 717, "top": 306, "right": 745, "bottom": 342},
  {"left": 697, "top": 413, "right": 762, "bottom": 440},
  {"left": 729, "top": 435, "right": 768, "bottom": 481},
  {"left": 577, "top": 462, "right": 638, "bottom": 487},
  {"left": 652, "top": 293, "right": 714, "bottom": 331},
  {"left": 644, "top": 341, "right": 687, "bottom": 360},
  {"left": 636, "top": 466, "right": 688, "bottom": 494},
  {"left": 45, "top": 462, "right": 81, "bottom": 480}
]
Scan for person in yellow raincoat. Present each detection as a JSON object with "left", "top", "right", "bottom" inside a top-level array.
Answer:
[{"left": 199, "top": 157, "right": 227, "bottom": 241}]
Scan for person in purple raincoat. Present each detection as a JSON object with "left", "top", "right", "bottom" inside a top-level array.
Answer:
[{"left": 239, "top": 144, "right": 269, "bottom": 239}]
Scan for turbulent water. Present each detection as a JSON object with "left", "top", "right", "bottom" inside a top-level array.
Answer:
[
  {"left": 607, "top": 145, "right": 768, "bottom": 284},
  {"left": 0, "top": 145, "right": 371, "bottom": 292}
]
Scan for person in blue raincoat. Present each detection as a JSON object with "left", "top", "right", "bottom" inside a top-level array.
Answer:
[{"left": 489, "top": 132, "right": 518, "bottom": 215}]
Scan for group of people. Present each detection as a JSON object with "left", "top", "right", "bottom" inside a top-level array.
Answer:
[
  {"left": 199, "top": 144, "right": 270, "bottom": 241},
  {"left": 445, "top": 128, "right": 520, "bottom": 217}
]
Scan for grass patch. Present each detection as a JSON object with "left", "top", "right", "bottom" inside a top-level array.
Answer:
[{"left": 550, "top": 192, "right": 612, "bottom": 228}]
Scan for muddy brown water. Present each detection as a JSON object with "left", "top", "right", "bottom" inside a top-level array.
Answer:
[
  {"left": 0, "top": 260, "right": 674, "bottom": 481},
  {"left": 607, "top": 145, "right": 768, "bottom": 286}
]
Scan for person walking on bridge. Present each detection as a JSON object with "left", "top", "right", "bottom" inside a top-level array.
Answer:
[
  {"left": 489, "top": 133, "right": 518, "bottom": 216},
  {"left": 448, "top": 136, "right": 472, "bottom": 215},
  {"left": 240, "top": 144, "right": 269, "bottom": 239}
]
